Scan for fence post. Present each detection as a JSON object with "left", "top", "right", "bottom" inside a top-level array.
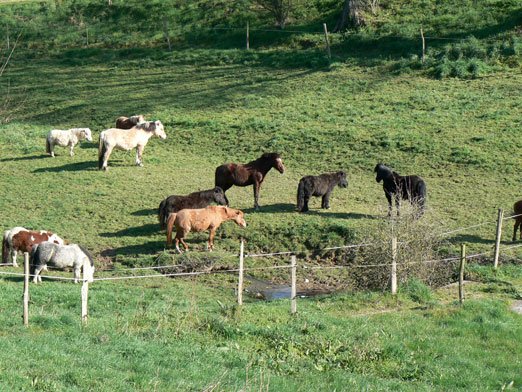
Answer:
[
  {"left": 322, "top": 23, "right": 331, "bottom": 60},
  {"left": 237, "top": 239, "right": 244, "bottom": 306},
  {"left": 81, "top": 280, "right": 89, "bottom": 324},
  {"left": 459, "top": 243, "right": 466, "bottom": 304},
  {"left": 246, "top": 21, "right": 250, "bottom": 50},
  {"left": 162, "top": 17, "right": 172, "bottom": 51},
  {"left": 493, "top": 208, "right": 503, "bottom": 269},
  {"left": 290, "top": 254, "right": 297, "bottom": 314},
  {"left": 420, "top": 27, "right": 426, "bottom": 63},
  {"left": 391, "top": 236, "right": 397, "bottom": 295},
  {"left": 23, "top": 252, "right": 29, "bottom": 326}
]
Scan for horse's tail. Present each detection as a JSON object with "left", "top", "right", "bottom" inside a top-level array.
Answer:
[
  {"left": 166, "top": 213, "right": 177, "bottom": 247},
  {"left": 297, "top": 179, "right": 306, "bottom": 212},
  {"left": 98, "top": 134, "right": 106, "bottom": 169},
  {"left": 2, "top": 230, "right": 10, "bottom": 263},
  {"left": 45, "top": 136, "right": 51, "bottom": 154},
  {"left": 29, "top": 244, "right": 40, "bottom": 276},
  {"left": 158, "top": 199, "right": 167, "bottom": 230}
]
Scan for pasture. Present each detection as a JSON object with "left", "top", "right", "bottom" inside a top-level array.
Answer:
[{"left": 0, "top": 0, "right": 521, "bottom": 388}]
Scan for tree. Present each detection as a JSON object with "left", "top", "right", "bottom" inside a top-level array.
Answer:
[
  {"left": 254, "top": 0, "right": 292, "bottom": 29},
  {"left": 333, "top": 0, "right": 365, "bottom": 32}
]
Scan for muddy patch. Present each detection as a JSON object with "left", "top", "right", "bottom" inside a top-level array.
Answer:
[{"left": 245, "top": 276, "right": 333, "bottom": 300}]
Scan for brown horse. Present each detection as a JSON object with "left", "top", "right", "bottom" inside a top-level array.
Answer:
[
  {"left": 2, "top": 227, "right": 64, "bottom": 267},
  {"left": 215, "top": 152, "right": 285, "bottom": 209},
  {"left": 115, "top": 115, "right": 145, "bottom": 129},
  {"left": 513, "top": 200, "right": 522, "bottom": 241},
  {"left": 166, "top": 206, "right": 246, "bottom": 253}
]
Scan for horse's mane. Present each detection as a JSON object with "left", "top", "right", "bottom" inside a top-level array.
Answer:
[
  {"left": 77, "top": 244, "right": 94, "bottom": 267},
  {"left": 134, "top": 121, "right": 155, "bottom": 132},
  {"left": 246, "top": 152, "right": 281, "bottom": 167}
]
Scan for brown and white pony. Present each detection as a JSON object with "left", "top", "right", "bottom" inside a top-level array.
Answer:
[
  {"left": 166, "top": 206, "right": 246, "bottom": 253},
  {"left": 46, "top": 128, "right": 93, "bottom": 157},
  {"left": 115, "top": 115, "right": 145, "bottom": 129},
  {"left": 2, "top": 227, "right": 64, "bottom": 267},
  {"left": 98, "top": 120, "right": 167, "bottom": 170}
]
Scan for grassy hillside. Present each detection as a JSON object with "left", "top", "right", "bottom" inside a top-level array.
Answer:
[{"left": 0, "top": 0, "right": 521, "bottom": 390}]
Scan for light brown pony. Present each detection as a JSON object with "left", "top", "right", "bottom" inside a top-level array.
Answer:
[
  {"left": 98, "top": 120, "right": 166, "bottom": 170},
  {"left": 166, "top": 206, "right": 246, "bottom": 253},
  {"left": 115, "top": 115, "right": 145, "bottom": 129},
  {"left": 513, "top": 199, "right": 522, "bottom": 241}
]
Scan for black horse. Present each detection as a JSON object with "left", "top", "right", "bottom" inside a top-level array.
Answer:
[
  {"left": 374, "top": 163, "right": 426, "bottom": 217},
  {"left": 158, "top": 187, "right": 227, "bottom": 229},
  {"left": 297, "top": 171, "right": 348, "bottom": 212},
  {"left": 215, "top": 152, "right": 285, "bottom": 209}
]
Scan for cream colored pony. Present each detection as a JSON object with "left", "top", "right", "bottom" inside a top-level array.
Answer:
[
  {"left": 46, "top": 128, "right": 93, "bottom": 157},
  {"left": 98, "top": 120, "right": 166, "bottom": 170}
]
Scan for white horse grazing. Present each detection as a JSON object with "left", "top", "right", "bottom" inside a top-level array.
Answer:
[
  {"left": 46, "top": 128, "right": 93, "bottom": 157},
  {"left": 98, "top": 120, "right": 167, "bottom": 170},
  {"left": 30, "top": 242, "right": 95, "bottom": 284}
]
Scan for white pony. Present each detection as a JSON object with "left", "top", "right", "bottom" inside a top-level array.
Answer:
[
  {"left": 98, "top": 120, "right": 167, "bottom": 170},
  {"left": 30, "top": 242, "right": 95, "bottom": 284},
  {"left": 46, "top": 127, "right": 93, "bottom": 157}
]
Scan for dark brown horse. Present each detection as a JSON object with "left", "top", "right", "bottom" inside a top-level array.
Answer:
[
  {"left": 157, "top": 187, "right": 227, "bottom": 229},
  {"left": 215, "top": 153, "right": 285, "bottom": 209},
  {"left": 513, "top": 199, "right": 522, "bottom": 241},
  {"left": 374, "top": 163, "right": 426, "bottom": 217}
]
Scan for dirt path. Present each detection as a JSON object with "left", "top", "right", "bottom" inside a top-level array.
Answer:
[{"left": 512, "top": 300, "right": 522, "bottom": 315}]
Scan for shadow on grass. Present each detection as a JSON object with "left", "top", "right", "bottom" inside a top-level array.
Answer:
[
  {"left": 303, "top": 210, "right": 378, "bottom": 220},
  {"left": 100, "top": 223, "right": 159, "bottom": 238},
  {"left": 450, "top": 234, "right": 495, "bottom": 245},
  {"left": 100, "top": 241, "right": 164, "bottom": 257},
  {"left": 32, "top": 160, "right": 98, "bottom": 172},
  {"left": 243, "top": 203, "right": 296, "bottom": 214},
  {"left": 131, "top": 208, "right": 157, "bottom": 216},
  {"left": 0, "top": 154, "right": 47, "bottom": 162}
]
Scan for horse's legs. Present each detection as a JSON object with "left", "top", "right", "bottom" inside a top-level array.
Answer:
[
  {"left": 385, "top": 193, "right": 392, "bottom": 217},
  {"left": 33, "top": 265, "right": 46, "bottom": 283},
  {"left": 223, "top": 193, "right": 230, "bottom": 207},
  {"left": 175, "top": 238, "right": 182, "bottom": 254},
  {"left": 514, "top": 220, "right": 521, "bottom": 242},
  {"left": 302, "top": 193, "right": 310, "bottom": 212},
  {"left": 208, "top": 229, "right": 217, "bottom": 251},
  {"left": 102, "top": 145, "right": 114, "bottom": 171},
  {"left": 12, "top": 249, "right": 18, "bottom": 267},
  {"left": 321, "top": 191, "right": 332, "bottom": 209},
  {"left": 253, "top": 182, "right": 261, "bottom": 210},
  {"left": 73, "top": 266, "right": 81, "bottom": 283},
  {"left": 50, "top": 143, "right": 55, "bottom": 157},
  {"left": 180, "top": 238, "right": 189, "bottom": 252},
  {"left": 69, "top": 142, "right": 75, "bottom": 157},
  {"left": 395, "top": 195, "right": 401, "bottom": 217},
  {"left": 135, "top": 145, "right": 144, "bottom": 167}
]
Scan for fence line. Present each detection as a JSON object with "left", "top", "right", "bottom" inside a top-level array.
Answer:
[{"left": 503, "top": 212, "right": 522, "bottom": 220}]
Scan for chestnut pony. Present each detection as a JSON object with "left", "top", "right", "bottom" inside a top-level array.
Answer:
[
  {"left": 166, "top": 206, "right": 246, "bottom": 253},
  {"left": 215, "top": 152, "right": 285, "bottom": 209}
]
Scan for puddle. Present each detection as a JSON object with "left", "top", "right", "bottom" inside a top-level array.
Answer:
[{"left": 244, "top": 276, "right": 332, "bottom": 301}]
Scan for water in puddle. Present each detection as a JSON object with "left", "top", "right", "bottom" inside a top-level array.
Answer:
[{"left": 245, "top": 276, "right": 330, "bottom": 301}]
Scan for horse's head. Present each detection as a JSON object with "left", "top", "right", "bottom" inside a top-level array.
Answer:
[
  {"left": 213, "top": 187, "right": 228, "bottom": 206},
  {"left": 374, "top": 163, "right": 389, "bottom": 183},
  {"left": 151, "top": 120, "right": 167, "bottom": 139},
  {"left": 83, "top": 128, "right": 93, "bottom": 142},
  {"left": 226, "top": 207, "right": 247, "bottom": 228},
  {"left": 337, "top": 171, "right": 348, "bottom": 188},
  {"left": 263, "top": 153, "right": 285, "bottom": 174}
]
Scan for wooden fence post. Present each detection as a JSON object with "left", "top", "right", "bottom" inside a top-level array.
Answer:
[
  {"left": 246, "top": 21, "right": 250, "bottom": 50},
  {"left": 420, "top": 27, "right": 426, "bottom": 63},
  {"left": 391, "top": 236, "right": 398, "bottom": 295},
  {"left": 162, "top": 17, "right": 172, "bottom": 51},
  {"left": 323, "top": 23, "right": 331, "bottom": 60},
  {"left": 493, "top": 208, "right": 503, "bottom": 269},
  {"left": 23, "top": 252, "right": 29, "bottom": 326},
  {"left": 81, "top": 280, "right": 89, "bottom": 324},
  {"left": 459, "top": 243, "right": 466, "bottom": 304},
  {"left": 290, "top": 254, "right": 297, "bottom": 314},
  {"left": 237, "top": 239, "right": 244, "bottom": 306}
]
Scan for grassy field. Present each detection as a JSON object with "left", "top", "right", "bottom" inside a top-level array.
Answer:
[{"left": 0, "top": 0, "right": 521, "bottom": 390}]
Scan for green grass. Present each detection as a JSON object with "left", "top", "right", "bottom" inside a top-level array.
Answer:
[{"left": 0, "top": 0, "right": 521, "bottom": 390}]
